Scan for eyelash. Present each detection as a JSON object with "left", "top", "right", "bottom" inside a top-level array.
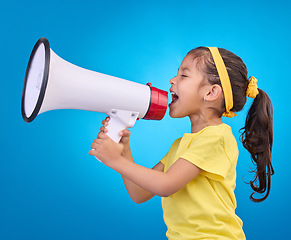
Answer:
[{"left": 173, "top": 74, "right": 187, "bottom": 78}]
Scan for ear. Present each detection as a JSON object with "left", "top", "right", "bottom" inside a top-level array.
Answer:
[{"left": 204, "top": 84, "right": 223, "bottom": 102}]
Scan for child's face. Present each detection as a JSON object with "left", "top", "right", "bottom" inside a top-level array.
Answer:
[{"left": 169, "top": 54, "right": 211, "bottom": 119}]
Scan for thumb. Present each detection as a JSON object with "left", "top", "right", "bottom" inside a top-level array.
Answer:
[{"left": 119, "top": 129, "right": 131, "bottom": 143}]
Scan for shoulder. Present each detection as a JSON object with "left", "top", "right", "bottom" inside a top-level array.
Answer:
[
  {"left": 195, "top": 124, "right": 236, "bottom": 144},
  {"left": 202, "top": 123, "right": 238, "bottom": 162},
  {"left": 200, "top": 123, "right": 232, "bottom": 136},
  {"left": 180, "top": 124, "right": 238, "bottom": 181},
  {"left": 187, "top": 124, "right": 238, "bottom": 162}
]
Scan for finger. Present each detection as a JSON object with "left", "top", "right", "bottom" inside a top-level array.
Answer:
[
  {"left": 101, "top": 120, "right": 107, "bottom": 126},
  {"left": 120, "top": 129, "right": 131, "bottom": 137},
  {"left": 93, "top": 138, "right": 102, "bottom": 144},
  {"left": 97, "top": 132, "right": 102, "bottom": 139},
  {"left": 97, "top": 130, "right": 107, "bottom": 139},
  {"left": 102, "top": 117, "right": 110, "bottom": 126},
  {"left": 91, "top": 142, "right": 97, "bottom": 149},
  {"left": 97, "top": 132, "right": 108, "bottom": 140},
  {"left": 89, "top": 149, "right": 95, "bottom": 155},
  {"left": 100, "top": 126, "right": 108, "bottom": 133}
]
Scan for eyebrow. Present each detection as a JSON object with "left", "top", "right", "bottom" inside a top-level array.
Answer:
[{"left": 178, "top": 67, "right": 191, "bottom": 72}]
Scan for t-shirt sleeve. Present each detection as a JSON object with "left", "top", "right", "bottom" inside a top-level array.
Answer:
[
  {"left": 180, "top": 130, "right": 232, "bottom": 181},
  {"left": 160, "top": 153, "right": 167, "bottom": 165}
]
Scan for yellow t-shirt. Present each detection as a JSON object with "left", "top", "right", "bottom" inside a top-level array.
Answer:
[{"left": 161, "top": 124, "right": 245, "bottom": 240}]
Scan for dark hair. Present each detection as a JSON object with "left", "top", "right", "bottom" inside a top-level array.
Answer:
[{"left": 188, "top": 47, "right": 274, "bottom": 202}]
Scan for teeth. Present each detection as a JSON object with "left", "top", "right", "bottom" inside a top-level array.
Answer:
[{"left": 170, "top": 91, "right": 179, "bottom": 103}]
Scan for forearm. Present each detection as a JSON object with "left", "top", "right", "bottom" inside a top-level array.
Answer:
[
  {"left": 120, "top": 145, "right": 155, "bottom": 203},
  {"left": 108, "top": 156, "right": 169, "bottom": 197},
  {"left": 122, "top": 175, "right": 155, "bottom": 203}
]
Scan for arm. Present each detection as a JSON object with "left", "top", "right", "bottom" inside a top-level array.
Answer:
[
  {"left": 118, "top": 130, "right": 163, "bottom": 203},
  {"left": 94, "top": 118, "right": 163, "bottom": 203},
  {"left": 109, "top": 155, "right": 201, "bottom": 198},
  {"left": 89, "top": 132, "right": 202, "bottom": 199},
  {"left": 122, "top": 161, "right": 164, "bottom": 204}
]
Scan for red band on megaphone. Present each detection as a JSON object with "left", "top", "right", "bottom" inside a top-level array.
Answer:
[{"left": 143, "top": 83, "right": 168, "bottom": 120}]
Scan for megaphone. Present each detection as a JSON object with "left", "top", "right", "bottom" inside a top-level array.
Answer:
[{"left": 21, "top": 38, "right": 168, "bottom": 142}]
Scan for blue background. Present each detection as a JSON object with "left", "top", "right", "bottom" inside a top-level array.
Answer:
[{"left": 0, "top": 0, "right": 290, "bottom": 239}]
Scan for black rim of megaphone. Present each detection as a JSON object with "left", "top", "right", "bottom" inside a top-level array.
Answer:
[{"left": 21, "top": 37, "right": 50, "bottom": 123}]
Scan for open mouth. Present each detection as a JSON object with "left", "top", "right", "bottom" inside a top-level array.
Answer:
[{"left": 170, "top": 91, "right": 179, "bottom": 104}]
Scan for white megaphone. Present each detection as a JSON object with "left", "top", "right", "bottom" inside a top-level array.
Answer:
[{"left": 21, "top": 38, "right": 168, "bottom": 142}]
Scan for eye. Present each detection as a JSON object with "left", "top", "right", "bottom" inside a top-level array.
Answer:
[{"left": 181, "top": 74, "right": 188, "bottom": 78}]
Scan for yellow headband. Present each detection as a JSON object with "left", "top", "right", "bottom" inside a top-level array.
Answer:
[{"left": 207, "top": 47, "right": 236, "bottom": 118}]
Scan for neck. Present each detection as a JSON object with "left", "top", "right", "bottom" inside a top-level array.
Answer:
[{"left": 189, "top": 112, "right": 223, "bottom": 133}]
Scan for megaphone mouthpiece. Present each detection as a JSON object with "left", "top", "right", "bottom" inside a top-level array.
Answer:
[{"left": 144, "top": 83, "right": 168, "bottom": 120}]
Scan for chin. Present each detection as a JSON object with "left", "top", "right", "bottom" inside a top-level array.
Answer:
[
  {"left": 169, "top": 110, "right": 176, "bottom": 118},
  {"left": 169, "top": 110, "right": 184, "bottom": 119}
]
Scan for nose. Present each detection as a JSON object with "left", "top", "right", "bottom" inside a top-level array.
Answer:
[{"left": 170, "top": 76, "right": 176, "bottom": 85}]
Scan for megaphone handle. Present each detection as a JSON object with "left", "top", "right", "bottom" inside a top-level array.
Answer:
[{"left": 106, "top": 109, "right": 139, "bottom": 143}]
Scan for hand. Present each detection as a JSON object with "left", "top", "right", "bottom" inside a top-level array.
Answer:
[
  {"left": 89, "top": 131, "right": 123, "bottom": 166},
  {"left": 100, "top": 117, "right": 132, "bottom": 157}
]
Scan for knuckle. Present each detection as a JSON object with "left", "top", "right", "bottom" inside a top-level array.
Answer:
[{"left": 125, "top": 130, "right": 131, "bottom": 136}]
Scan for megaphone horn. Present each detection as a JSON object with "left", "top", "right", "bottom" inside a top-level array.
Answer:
[{"left": 21, "top": 38, "right": 168, "bottom": 142}]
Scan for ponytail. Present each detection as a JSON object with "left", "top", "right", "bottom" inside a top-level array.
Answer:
[{"left": 240, "top": 89, "right": 274, "bottom": 202}]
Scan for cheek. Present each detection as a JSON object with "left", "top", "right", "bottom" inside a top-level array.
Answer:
[{"left": 184, "top": 89, "right": 201, "bottom": 103}]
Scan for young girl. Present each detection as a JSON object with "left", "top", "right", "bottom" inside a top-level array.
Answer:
[{"left": 89, "top": 46, "right": 274, "bottom": 240}]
